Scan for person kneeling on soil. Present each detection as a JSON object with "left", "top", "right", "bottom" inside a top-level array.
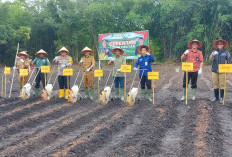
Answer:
[
  {"left": 210, "top": 39, "right": 231, "bottom": 103},
  {"left": 53, "top": 47, "right": 73, "bottom": 99},
  {"left": 108, "top": 47, "right": 126, "bottom": 101},
  {"left": 15, "top": 50, "right": 32, "bottom": 97},
  {"left": 181, "top": 40, "right": 204, "bottom": 101},
  {"left": 133, "top": 45, "right": 155, "bottom": 101},
  {"left": 31, "top": 49, "right": 50, "bottom": 95},
  {"left": 79, "top": 47, "right": 95, "bottom": 100}
]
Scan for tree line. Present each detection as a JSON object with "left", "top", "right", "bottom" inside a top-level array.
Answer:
[{"left": 0, "top": 0, "right": 232, "bottom": 66}]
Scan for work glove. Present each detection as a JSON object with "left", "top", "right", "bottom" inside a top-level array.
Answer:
[
  {"left": 79, "top": 60, "right": 83, "bottom": 63},
  {"left": 111, "top": 58, "right": 115, "bottom": 61},
  {"left": 20, "top": 59, "right": 24, "bottom": 63},
  {"left": 53, "top": 56, "right": 59, "bottom": 62},
  {"left": 184, "top": 50, "right": 189, "bottom": 55},
  {"left": 212, "top": 51, "right": 218, "bottom": 56},
  {"left": 133, "top": 67, "right": 138, "bottom": 71},
  {"left": 13, "top": 66, "right": 17, "bottom": 70},
  {"left": 117, "top": 69, "right": 121, "bottom": 72},
  {"left": 198, "top": 68, "right": 202, "bottom": 75},
  {"left": 61, "top": 64, "right": 66, "bottom": 68},
  {"left": 146, "top": 52, "right": 150, "bottom": 55},
  {"left": 86, "top": 68, "right": 91, "bottom": 72}
]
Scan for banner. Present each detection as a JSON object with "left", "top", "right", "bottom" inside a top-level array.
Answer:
[{"left": 98, "top": 30, "right": 149, "bottom": 60}]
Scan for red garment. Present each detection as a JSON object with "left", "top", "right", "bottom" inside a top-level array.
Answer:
[{"left": 185, "top": 49, "right": 203, "bottom": 72}]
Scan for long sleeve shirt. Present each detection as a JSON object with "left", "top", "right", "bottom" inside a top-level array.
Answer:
[{"left": 134, "top": 54, "right": 155, "bottom": 76}]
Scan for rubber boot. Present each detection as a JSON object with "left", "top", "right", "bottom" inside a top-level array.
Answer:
[
  {"left": 35, "top": 88, "right": 40, "bottom": 96},
  {"left": 211, "top": 89, "right": 219, "bottom": 102},
  {"left": 119, "top": 89, "right": 124, "bottom": 101},
  {"left": 114, "top": 88, "right": 119, "bottom": 99},
  {"left": 59, "top": 89, "right": 64, "bottom": 98},
  {"left": 65, "top": 89, "right": 70, "bottom": 99},
  {"left": 89, "top": 89, "right": 94, "bottom": 100},
  {"left": 220, "top": 89, "right": 224, "bottom": 104},
  {"left": 139, "top": 89, "right": 146, "bottom": 100},
  {"left": 146, "top": 89, "right": 152, "bottom": 102},
  {"left": 191, "top": 88, "right": 196, "bottom": 101},
  {"left": 181, "top": 88, "right": 186, "bottom": 101},
  {"left": 84, "top": 89, "right": 89, "bottom": 98},
  {"left": 19, "top": 87, "right": 23, "bottom": 98}
]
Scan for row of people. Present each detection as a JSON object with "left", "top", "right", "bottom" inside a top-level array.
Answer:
[{"left": 14, "top": 39, "right": 231, "bottom": 103}]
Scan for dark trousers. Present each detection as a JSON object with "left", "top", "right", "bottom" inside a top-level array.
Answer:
[
  {"left": 140, "top": 76, "right": 151, "bottom": 89},
  {"left": 183, "top": 71, "right": 198, "bottom": 88},
  {"left": 35, "top": 70, "right": 47, "bottom": 89},
  {"left": 58, "top": 76, "right": 71, "bottom": 89},
  {"left": 114, "top": 77, "right": 124, "bottom": 89}
]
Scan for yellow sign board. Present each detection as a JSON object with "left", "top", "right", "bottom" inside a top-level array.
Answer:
[
  {"left": 148, "top": 72, "right": 159, "bottom": 80},
  {"left": 41, "top": 66, "right": 50, "bottom": 73},
  {"left": 121, "top": 65, "right": 131, "bottom": 73},
  {"left": 63, "top": 68, "right": 73, "bottom": 76},
  {"left": 4, "top": 67, "right": 11, "bottom": 75},
  {"left": 182, "top": 62, "right": 193, "bottom": 71},
  {"left": 94, "top": 69, "right": 103, "bottom": 77},
  {"left": 218, "top": 64, "right": 232, "bottom": 73},
  {"left": 20, "top": 69, "right": 29, "bottom": 76}
]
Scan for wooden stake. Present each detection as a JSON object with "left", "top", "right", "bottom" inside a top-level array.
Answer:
[
  {"left": 98, "top": 77, "right": 100, "bottom": 103},
  {"left": 4, "top": 74, "right": 6, "bottom": 98},
  {"left": 124, "top": 72, "right": 126, "bottom": 102},
  {"left": 1, "top": 75, "right": 3, "bottom": 97},
  {"left": 152, "top": 80, "right": 155, "bottom": 105},
  {"left": 186, "top": 71, "right": 188, "bottom": 105},
  {"left": 223, "top": 72, "right": 226, "bottom": 105},
  {"left": 44, "top": 73, "right": 47, "bottom": 87}
]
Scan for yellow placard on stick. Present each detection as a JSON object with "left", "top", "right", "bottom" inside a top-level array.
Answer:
[
  {"left": 121, "top": 65, "right": 131, "bottom": 73},
  {"left": 19, "top": 69, "right": 29, "bottom": 76},
  {"left": 94, "top": 69, "right": 103, "bottom": 77},
  {"left": 218, "top": 64, "right": 232, "bottom": 73},
  {"left": 182, "top": 62, "right": 193, "bottom": 71},
  {"left": 41, "top": 66, "right": 51, "bottom": 73},
  {"left": 4, "top": 67, "right": 11, "bottom": 75},
  {"left": 148, "top": 72, "right": 159, "bottom": 80},
  {"left": 63, "top": 68, "right": 73, "bottom": 76}
]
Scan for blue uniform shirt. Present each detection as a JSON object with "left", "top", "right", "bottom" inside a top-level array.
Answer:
[{"left": 134, "top": 54, "right": 155, "bottom": 76}]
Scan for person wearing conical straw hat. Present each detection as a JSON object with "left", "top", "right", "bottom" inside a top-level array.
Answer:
[
  {"left": 15, "top": 50, "right": 32, "bottom": 97},
  {"left": 108, "top": 47, "right": 126, "bottom": 100},
  {"left": 79, "top": 46, "right": 95, "bottom": 100},
  {"left": 31, "top": 49, "right": 50, "bottom": 95},
  {"left": 181, "top": 40, "right": 204, "bottom": 101},
  {"left": 53, "top": 47, "right": 73, "bottom": 99},
  {"left": 210, "top": 39, "right": 231, "bottom": 103},
  {"left": 133, "top": 45, "right": 155, "bottom": 101}
]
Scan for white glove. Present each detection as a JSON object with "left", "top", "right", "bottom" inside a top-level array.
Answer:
[
  {"left": 111, "top": 58, "right": 115, "bottom": 61},
  {"left": 20, "top": 59, "right": 24, "bottom": 63},
  {"left": 61, "top": 64, "right": 66, "bottom": 68},
  {"left": 13, "top": 66, "right": 17, "bottom": 70},
  {"left": 117, "top": 69, "right": 121, "bottom": 72},
  {"left": 86, "top": 68, "right": 91, "bottom": 72},
  {"left": 53, "top": 56, "right": 59, "bottom": 62},
  {"left": 198, "top": 68, "right": 202, "bottom": 75},
  {"left": 146, "top": 52, "right": 150, "bottom": 55},
  {"left": 79, "top": 60, "right": 83, "bottom": 63},
  {"left": 212, "top": 51, "right": 218, "bottom": 56},
  {"left": 134, "top": 67, "right": 138, "bottom": 71},
  {"left": 184, "top": 50, "right": 189, "bottom": 55}
]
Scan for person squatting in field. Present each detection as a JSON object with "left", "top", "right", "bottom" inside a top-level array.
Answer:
[
  {"left": 134, "top": 45, "right": 155, "bottom": 101},
  {"left": 108, "top": 47, "right": 126, "bottom": 101},
  {"left": 79, "top": 47, "right": 95, "bottom": 100},
  {"left": 181, "top": 40, "right": 204, "bottom": 101},
  {"left": 210, "top": 39, "right": 231, "bottom": 103},
  {"left": 53, "top": 47, "right": 73, "bottom": 99},
  {"left": 31, "top": 49, "right": 50, "bottom": 95}
]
